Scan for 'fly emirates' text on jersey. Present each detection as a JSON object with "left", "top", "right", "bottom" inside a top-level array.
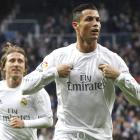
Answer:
[
  {"left": 21, "top": 43, "right": 140, "bottom": 140},
  {"left": 0, "top": 81, "right": 52, "bottom": 140}
]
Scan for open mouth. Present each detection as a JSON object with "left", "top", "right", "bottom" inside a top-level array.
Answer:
[{"left": 92, "top": 29, "right": 98, "bottom": 33}]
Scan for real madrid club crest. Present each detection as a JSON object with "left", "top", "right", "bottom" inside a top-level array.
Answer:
[{"left": 20, "top": 98, "right": 27, "bottom": 106}]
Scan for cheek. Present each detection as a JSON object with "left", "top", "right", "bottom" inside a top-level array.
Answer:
[
  {"left": 22, "top": 65, "right": 26, "bottom": 72},
  {"left": 3, "top": 65, "right": 8, "bottom": 71},
  {"left": 80, "top": 25, "right": 89, "bottom": 35},
  {"left": 83, "top": 23, "right": 89, "bottom": 29},
  {"left": 99, "top": 23, "right": 101, "bottom": 30}
]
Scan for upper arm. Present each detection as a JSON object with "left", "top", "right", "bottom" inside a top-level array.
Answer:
[
  {"left": 35, "top": 50, "right": 57, "bottom": 73},
  {"left": 21, "top": 50, "right": 59, "bottom": 95},
  {"left": 34, "top": 88, "right": 53, "bottom": 118},
  {"left": 113, "top": 53, "right": 129, "bottom": 74}
]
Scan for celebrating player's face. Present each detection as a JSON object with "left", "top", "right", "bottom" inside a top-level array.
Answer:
[
  {"left": 3, "top": 52, "right": 26, "bottom": 80},
  {"left": 77, "top": 9, "right": 101, "bottom": 43}
]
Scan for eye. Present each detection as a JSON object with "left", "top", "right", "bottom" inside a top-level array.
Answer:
[
  {"left": 9, "top": 59, "right": 15, "bottom": 63},
  {"left": 86, "top": 17, "right": 93, "bottom": 21},
  {"left": 96, "top": 18, "right": 100, "bottom": 22},
  {"left": 18, "top": 59, "right": 23, "bottom": 63}
]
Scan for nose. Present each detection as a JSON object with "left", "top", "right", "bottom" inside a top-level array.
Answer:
[
  {"left": 14, "top": 61, "right": 19, "bottom": 66},
  {"left": 93, "top": 19, "right": 98, "bottom": 27}
]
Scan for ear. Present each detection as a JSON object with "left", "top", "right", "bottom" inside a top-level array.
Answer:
[
  {"left": 72, "top": 22, "right": 79, "bottom": 31},
  {"left": 3, "top": 67, "right": 6, "bottom": 71}
]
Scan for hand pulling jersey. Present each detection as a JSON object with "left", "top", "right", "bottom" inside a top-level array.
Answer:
[
  {"left": 0, "top": 81, "right": 52, "bottom": 140},
  {"left": 21, "top": 43, "right": 140, "bottom": 140}
]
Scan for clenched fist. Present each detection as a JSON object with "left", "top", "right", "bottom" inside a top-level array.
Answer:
[
  {"left": 98, "top": 64, "right": 121, "bottom": 79},
  {"left": 9, "top": 117, "right": 24, "bottom": 128},
  {"left": 57, "top": 64, "right": 73, "bottom": 78}
]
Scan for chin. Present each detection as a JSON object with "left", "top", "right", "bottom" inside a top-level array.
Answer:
[
  {"left": 12, "top": 75, "right": 21, "bottom": 79},
  {"left": 91, "top": 37, "right": 98, "bottom": 42}
]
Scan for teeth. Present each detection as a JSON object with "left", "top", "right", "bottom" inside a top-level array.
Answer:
[{"left": 92, "top": 30, "right": 98, "bottom": 32}]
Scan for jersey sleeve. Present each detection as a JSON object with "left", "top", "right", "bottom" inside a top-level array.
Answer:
[
  {"left": 34, "top": 88, "right": 53, "bottom": 118},
  {"left": 114, "top": 54, "right": 140, "bottom": 105},
  {"left": 24, "top": 88, "right": 53, "bottom": 128},
  {"left": 113, "top": 53, "right": 129, "bottom": 73},
  {"left": 21, "top": 50, "right": 59, "bottom": 95}
]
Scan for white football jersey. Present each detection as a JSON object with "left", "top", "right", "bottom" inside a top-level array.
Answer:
[
  {"left": 21, "top": 43, "right": 140, "bottom": 140},
  {"left": 0, "top": 81, "right": 52, "bottom": 140}
]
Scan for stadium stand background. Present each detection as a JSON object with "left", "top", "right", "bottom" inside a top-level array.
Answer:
[{"left": 0, "top": 0, "right": 140, "bottom": 139}]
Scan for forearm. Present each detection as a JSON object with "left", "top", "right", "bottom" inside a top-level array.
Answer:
[
  {"left": 23, "top": 116, "right": 53, "bottom": 129},
  {"left": 115, "top": 73, "right": 140, "bottom": 105},
  {"left": 22, "top": 67, "right": 58, "bottom": 95}
]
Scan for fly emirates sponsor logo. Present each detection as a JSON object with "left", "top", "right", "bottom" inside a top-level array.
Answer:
[
  {"left": 0, "top": 108, "right": 30, "bottom": 121},
  {"left": 67, "top": 75, "right": 105, "bottom": 91}
]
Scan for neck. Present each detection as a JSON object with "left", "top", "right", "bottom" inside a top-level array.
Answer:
[
  {"left": 6, "top": 77, "right": 22, "bottom": 88},
  {"left": 76, "top": 37, "right": 97, "bottom": 53}
]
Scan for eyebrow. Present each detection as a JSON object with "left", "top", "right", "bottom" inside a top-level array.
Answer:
[
  {"left": 8, "top": 57, "right": 24, "bottom": 61},
  {"left": 85, "top": 15, "right": 100, "bottom": 18},
  {"left": 85, "top": 16, "right": 100, "bottom": 20}
]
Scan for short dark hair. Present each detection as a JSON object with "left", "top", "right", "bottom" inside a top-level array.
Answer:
[
  {"left": 72, "top": 3, "right": 98, "bottom": 22},
  {"left": 0, "top": 42, "right": 29, "bottom": 80}
]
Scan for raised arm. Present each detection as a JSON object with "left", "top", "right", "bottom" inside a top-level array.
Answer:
[{"left": 21, "top": 50, "right": 72, "bottom": 95}]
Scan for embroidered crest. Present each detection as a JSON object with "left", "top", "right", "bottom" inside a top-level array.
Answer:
[{"left": 20, "top": 98, "right": 27, "bottom": 106}]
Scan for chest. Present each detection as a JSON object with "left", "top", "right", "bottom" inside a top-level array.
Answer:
[
  {"left": 0, "top": 90, "right": 34, "bottom": 115},
  {"left": 57, "top": 53, "right": 104, "bottom": 84}
]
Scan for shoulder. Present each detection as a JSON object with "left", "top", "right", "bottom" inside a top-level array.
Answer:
[
  {"left": 0, "top": 80, "right": 5, "bottom": 85},
  {"left": 53, "top": 43, "right": 75, "bottom": 55},
  {"left": 98, "top": 43, "right": 128, "bottom": 71},
  {"left": 98, "top": 44, "right": 116, "bottom": 56},
  {"left": 43, "top": 43, "right": 75, "bottom": 61},
  {"left": 98, "top": 43, "right": 121, "bottom": 61},
  {"left": 0, "top": 80, "right": 6, "bottom": 87},
  {"left": 49, "top": 43, "right": 75, "bottom": 56},
  {"left": 32, "top": 88, "right": 50, "bottom": 100}
]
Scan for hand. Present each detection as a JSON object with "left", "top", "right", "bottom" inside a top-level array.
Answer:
[
  {"left": 98, "top": 64, "right": 121, "bottom": 79},
  {"left": 57, "top": 64, "right": 73, "bottom": 78},
  {"left": 9, "top": 117, "right": 24, "bottom": 128}
]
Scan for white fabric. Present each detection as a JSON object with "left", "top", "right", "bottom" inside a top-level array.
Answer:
[
  {"left": 115, "top": 72, "right": 140, "bottom": 105},
  {"left": 24, "top": 115, "right": 53, "bottom": 128},
  {"left": 53, "top": 132, "right": 107, "bottom": 140},
  {"left": 0, "top": 81, "right": 53, "bottom": 140},
  {"left": 21, "top": 43, "right": 140, "bottom": 140}
]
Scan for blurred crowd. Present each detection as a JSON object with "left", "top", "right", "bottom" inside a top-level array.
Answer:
[{"left": 0, "top": 0, "right": 140, "bottom": 140}]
